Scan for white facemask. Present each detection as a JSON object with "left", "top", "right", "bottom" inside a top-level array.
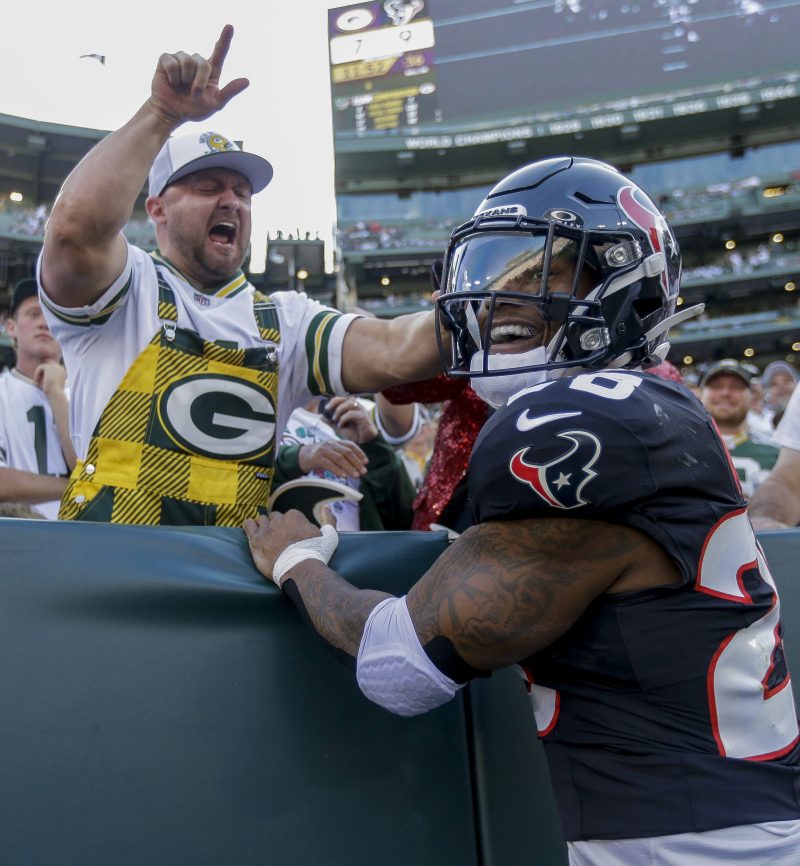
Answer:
[{"left": 469, "top": 347, "right": 548, "bottom": 409}]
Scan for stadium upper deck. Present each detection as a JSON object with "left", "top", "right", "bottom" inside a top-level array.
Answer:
[{"left": 328, "top": 0, "right": 800, "bottom": 368}]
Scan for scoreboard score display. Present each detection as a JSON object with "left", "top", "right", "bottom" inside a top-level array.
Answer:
[
  {"left": 328, "top": 0, "right": 800, "bottom": 152},
  {"left": 329, "top": 2, "right": 440, "bottom": 134}
]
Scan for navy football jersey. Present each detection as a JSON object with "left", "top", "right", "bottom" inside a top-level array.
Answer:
[{"left": 468, "top": 370, "right": 800, "bottom": 841}]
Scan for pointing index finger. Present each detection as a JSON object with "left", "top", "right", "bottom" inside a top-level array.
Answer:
[{"left": 209, "top": 24, "right": 234, "bottom": 76}]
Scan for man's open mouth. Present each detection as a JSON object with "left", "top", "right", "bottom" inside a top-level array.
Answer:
[{"left": 209, "top": 221, "right": 237, "bottom": 246}]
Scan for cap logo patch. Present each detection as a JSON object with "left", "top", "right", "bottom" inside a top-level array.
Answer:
[{"left": 201, "top": 132, "right": 237, "bottom": 154}]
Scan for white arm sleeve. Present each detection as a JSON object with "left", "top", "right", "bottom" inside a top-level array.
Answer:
[{"left": 356, "top": 596, "right": 463, "bottom": 717}]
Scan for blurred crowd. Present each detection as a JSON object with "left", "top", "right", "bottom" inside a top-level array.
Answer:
[
  {"left": 3, "top": 272, "right": 800, "bottom": 531},
  {"left": 2, "top": 191, "right": 800, "bottom": 529}
]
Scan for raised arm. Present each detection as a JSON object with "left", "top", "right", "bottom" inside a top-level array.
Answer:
[
  {"left": 40, "top": 25, "right": 249, "bottom": 308},
  {"left": 373, "top": 392, "right": 420, "bottom": 444},
  {"left": 749, "top": 447, "right": 800, "bottom": 530}
]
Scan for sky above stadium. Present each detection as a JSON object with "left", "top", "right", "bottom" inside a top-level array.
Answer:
[{"left": 3, "top": 1, "right": 349, "bottom": 270}]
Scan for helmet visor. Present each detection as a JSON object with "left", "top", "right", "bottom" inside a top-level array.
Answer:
[
  {"left": 446, "top": 232, "right": 581, "bottom": 298},
  {"left": 440, "top": 231, "right": 596, "bottom": 371}
]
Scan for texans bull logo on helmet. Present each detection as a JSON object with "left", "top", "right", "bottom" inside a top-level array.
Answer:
[
  {"left": 617, "top": 185, "right": 676, "bottom": 296},
  {"left": 510, "top": 430, "right": 602, "bottom": 509}
]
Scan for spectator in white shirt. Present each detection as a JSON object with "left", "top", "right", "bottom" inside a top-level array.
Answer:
[{"left": 0, "top": 279, "right": 76, "bottom": 518}]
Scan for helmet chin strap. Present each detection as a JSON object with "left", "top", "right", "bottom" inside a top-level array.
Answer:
[
  {"left": 608, "top": 302, "right": 705, "bottom": 371},
  {"left": 467, "top": 312, "right": 575, "bottom": 408},
  {"left": 646, "top": 303, "right": 706, "bottom": 367},
  {"left": 649, "top": 303, "right": 705, "bottom": 338},
  {"left": 469, "top": 347, "right": 549, "bottom": 408}
]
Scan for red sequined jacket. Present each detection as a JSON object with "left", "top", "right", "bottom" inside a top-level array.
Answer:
[{"left": 382, "top": 376, "right": 488, "bottom": 531}]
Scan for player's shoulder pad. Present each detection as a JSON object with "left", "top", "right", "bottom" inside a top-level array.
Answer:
[
  {"left": 471, "top": 372, "right": 659, "bottom": 514},
  {"left": 482, "top": 370, "right": 656, "bottom": 442},
  {"left": 512, "top": 369, "right": 656, "bottom": 409}
]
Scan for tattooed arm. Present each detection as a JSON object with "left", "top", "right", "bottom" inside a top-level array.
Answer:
[
  {"left": 244, "top": 510, "right": 680, "bottom": 671},
  {"left": 409, "top": 518, "right": 680, "bottom": 669}
]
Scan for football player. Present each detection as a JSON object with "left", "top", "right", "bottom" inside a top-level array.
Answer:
[{"left": 245, "top": 157, "right": 800, "bottom": 864}]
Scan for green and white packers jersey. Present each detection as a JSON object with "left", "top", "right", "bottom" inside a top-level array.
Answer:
[
  {"left": 724, "top": 434, "right": 779, "bottom": 498},
  {"left": 39, "top": 244, "right": 357, "bottom": 462},
  {"left": 0, "top": 369, "right": 69, "bottom": 519}
]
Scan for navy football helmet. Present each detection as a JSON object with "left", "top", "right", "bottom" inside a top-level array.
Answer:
[{"left": 436, "top": 157, "right": 699, "bottom": 381}]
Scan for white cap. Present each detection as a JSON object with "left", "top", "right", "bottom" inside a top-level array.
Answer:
[{"left": 147, "top": 130, "right": 273, "bottom": 197}]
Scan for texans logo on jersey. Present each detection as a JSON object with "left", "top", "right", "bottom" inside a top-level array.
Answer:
[{"left": 509, "top": 430, "right": 602, "bottom": 509}]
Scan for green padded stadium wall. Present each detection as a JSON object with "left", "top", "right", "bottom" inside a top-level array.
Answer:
[{"left": 0, "top": 519, "right": 797, "bottom": 865}]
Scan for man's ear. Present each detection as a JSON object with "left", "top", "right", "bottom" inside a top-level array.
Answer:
[{"left": 145, "top": 195, "right": 166, "bottom": 225}]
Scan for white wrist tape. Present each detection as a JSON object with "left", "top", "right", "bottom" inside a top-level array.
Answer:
[{"left": 272, "top": 524, "right": 339, "bottom": 588}]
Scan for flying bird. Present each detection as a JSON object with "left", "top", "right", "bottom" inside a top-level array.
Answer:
[{"left": 79, "top": 54, "right": 106, "bottom": 65}]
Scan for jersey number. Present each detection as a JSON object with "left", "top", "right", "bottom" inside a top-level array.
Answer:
[
  {"left": 26, "top": 406, "right": 48, "bottom": 474},
  {"left": 525, "top": 512, "right": 800, "bottom": 755},
  {"left": 524, "top": 374, "right": 798, "bottom": 755},
  {"left": 569, "top": 371, "right": 642, "bottom": 401},
  {"left": 699, "top": 509, "right": 799, "bottom": 760}
]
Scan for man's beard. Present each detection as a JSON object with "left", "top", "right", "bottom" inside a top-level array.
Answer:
[
  {"left": 713, "top": 407, "right": 749, "bottom": 428},
  {"left": 197, "top": 245, "right": 245, "bottom": 281},
  {"left": 167, "top": 221, "right": 248, "bottom": 284},
  {"left": 191, "top": 236, "right": 246, "bottom": 282}
]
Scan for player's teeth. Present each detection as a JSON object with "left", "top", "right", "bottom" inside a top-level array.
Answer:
[{"left": 491, "top": 325, "right": 533, "bottom": 340}]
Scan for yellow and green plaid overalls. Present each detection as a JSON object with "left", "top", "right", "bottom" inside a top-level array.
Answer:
[{"left": 59, "top": 269, "right": 281, "bottom": 526}]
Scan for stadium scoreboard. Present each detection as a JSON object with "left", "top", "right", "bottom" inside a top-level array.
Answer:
[
  {"left": 329, "top": 4, "right": 439, "bottom": 134},
  {"left": 328, "top": 0, "right": 800, "bottom": 153}
]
